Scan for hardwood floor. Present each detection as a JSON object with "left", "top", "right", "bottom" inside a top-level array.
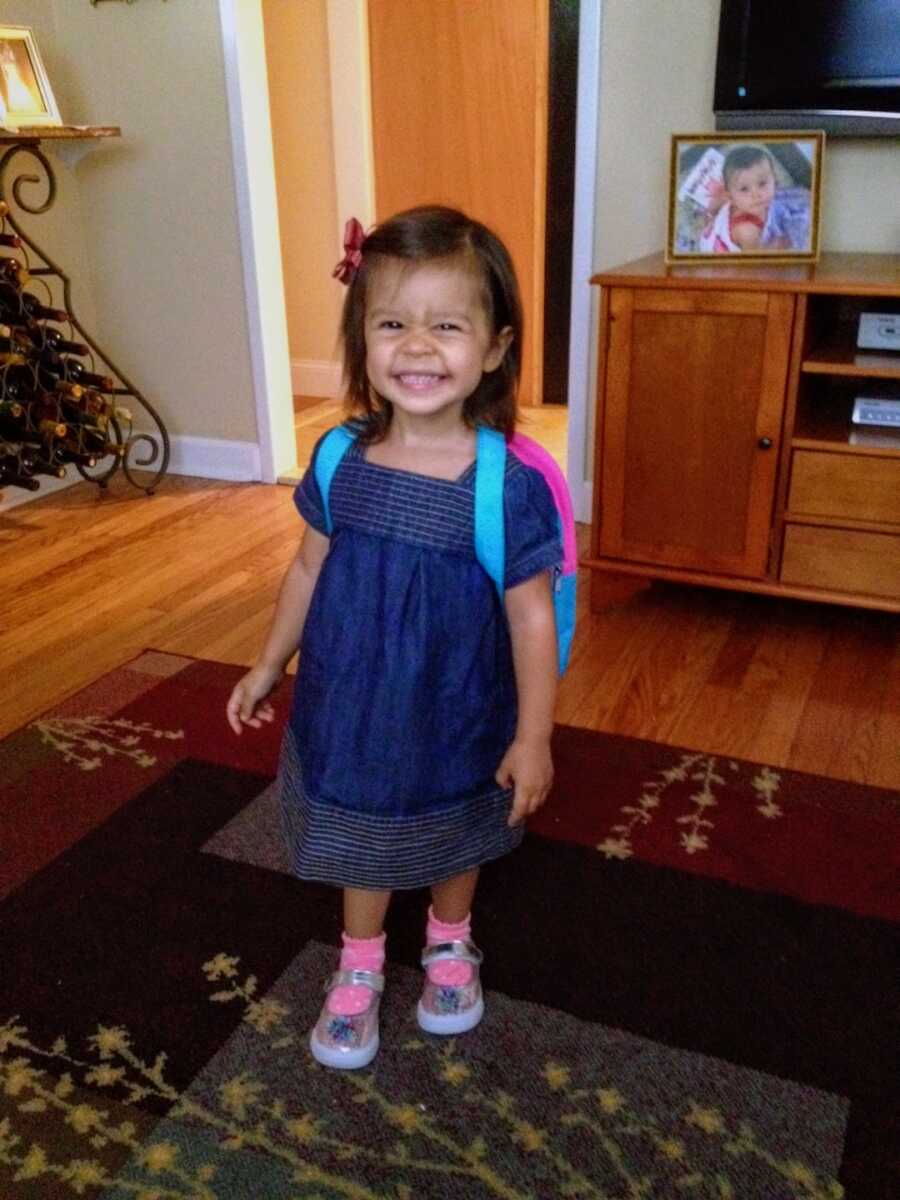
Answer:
[
  {"left": 283, "top": 396, "right": 570, "bottom": 483},
  {"left": 2, "top": 439, "right": 898, "bottom": 790}
]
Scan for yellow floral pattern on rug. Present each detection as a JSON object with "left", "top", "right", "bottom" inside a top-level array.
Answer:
[
  {"left": 597, "top": 753, "right": 783, "bottom": 861},
  {"left": 0, "top": 954, "right": 844, "bottom": 1199},
  {"left": 31, "top": 715, "right": 184, "bottom": 772}
]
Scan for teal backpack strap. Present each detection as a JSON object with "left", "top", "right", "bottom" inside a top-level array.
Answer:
[
  {"left": 474, "top": 427, "right": 507, "bottom": 600},
  {"left": 314, "top": 425, "right": 357, "bottom": 535}
]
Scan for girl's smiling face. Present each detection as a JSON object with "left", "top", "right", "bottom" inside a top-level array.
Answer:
[
  {"left": 364, "top": 256, "right": 512, "bottom": 424},
  {"left": 725, "top": 157, "right": 776, "bottom": 219}
]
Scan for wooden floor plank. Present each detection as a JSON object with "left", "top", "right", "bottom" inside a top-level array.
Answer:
[{"left": 2, "top": 408, "right": 898, "bottom": 789}]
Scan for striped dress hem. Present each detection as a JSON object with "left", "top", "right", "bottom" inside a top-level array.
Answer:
[{"left": 278, "top": 726, "right": 523, "bottom": 890}]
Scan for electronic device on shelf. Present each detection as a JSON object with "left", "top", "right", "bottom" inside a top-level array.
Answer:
[
  {"left": 851, "top": 395, "right": 900, "bottom": 427},
  {"left": 857, "top": 312, "right": 900, "bottom": 352}
]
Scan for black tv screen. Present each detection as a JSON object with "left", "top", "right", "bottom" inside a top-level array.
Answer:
[{"left": 715, "top": 0, "right": 900, "bottom": 135}]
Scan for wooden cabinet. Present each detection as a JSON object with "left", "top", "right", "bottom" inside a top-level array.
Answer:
[{"left": 589, "top": 252, "right": 900, "bottom": 613}]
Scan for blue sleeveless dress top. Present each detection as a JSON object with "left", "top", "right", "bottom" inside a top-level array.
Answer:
[{"left": 280, "top": 435, "right": 562, "bottom": 890}]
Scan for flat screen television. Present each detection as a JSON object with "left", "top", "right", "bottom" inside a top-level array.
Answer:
[{"left": 714, "top": 0, "right": 900, "bottom": 136}]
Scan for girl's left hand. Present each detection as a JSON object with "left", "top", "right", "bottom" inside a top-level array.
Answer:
[{"left": 495, "top": 739, "right": 554, "bottom": 827}]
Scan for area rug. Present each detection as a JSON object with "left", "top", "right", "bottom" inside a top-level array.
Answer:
[{"left": 1, "top": 650, "right": 898, "bottom": 1199}]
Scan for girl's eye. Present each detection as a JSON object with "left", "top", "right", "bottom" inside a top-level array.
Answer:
[
  {"left": 436, "top": 322, "right": 461, "bottom": 332},
  {"left": 378, "top": 320, "right": 402, "bottom": 330}
]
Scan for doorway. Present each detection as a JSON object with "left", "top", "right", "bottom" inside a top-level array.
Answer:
[{"left": 218, "top": 0, "right": 600, "bottom": 520}]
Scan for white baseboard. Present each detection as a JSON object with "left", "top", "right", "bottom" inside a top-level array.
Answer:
[
  {"left": 166, "top": 435, "right": 261, "bottom": 481},
  {"left": 291, "top": 358, "right": 342, "bottom": 398},
  {"left": 0, "top": 436, "right": 264, "bottom": 510}
]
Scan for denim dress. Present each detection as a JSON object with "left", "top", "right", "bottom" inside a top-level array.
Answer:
[{"left": 279, "top": 436, "right": 562, "bottom": 890}]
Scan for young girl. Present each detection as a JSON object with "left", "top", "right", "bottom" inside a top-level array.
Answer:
[{"left": 226, "top": 206, "right": 561, "bottom": 1070}]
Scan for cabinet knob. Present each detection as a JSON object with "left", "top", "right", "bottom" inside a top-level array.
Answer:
[{"left": 758, "top": 436, "right": 773, "bottom": 450}]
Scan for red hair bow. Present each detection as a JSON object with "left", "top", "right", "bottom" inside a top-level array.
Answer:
[{"left": 332, "top": 217, "right": 366, "bottom": 285}]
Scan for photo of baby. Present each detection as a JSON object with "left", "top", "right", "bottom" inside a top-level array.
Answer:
[{"left": 668, "top": 132, "right": 824, "bottom": 264}]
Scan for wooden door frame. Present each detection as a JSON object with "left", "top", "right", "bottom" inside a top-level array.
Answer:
[{"left": 219, "top": 0, "right": 601, "bottom": 517}]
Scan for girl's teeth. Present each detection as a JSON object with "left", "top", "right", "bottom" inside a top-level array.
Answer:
[{"left": 400, "top": 374, "right": 440, "bottom": 387}]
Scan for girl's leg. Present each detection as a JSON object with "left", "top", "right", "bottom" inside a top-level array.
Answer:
[
  {"left": 344, "top": 886, "right": 392, "bottom": 937},
  {"left": 427, "top": 868, "right": 479, "bottom": 986},
  {"left": 430, "top": 868, "right": 479, "bottom": 923},
  {"left": 327, "top": 887, "right": 392, "bottom": 1017}
]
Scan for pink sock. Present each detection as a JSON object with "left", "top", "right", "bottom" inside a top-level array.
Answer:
[
  {"left": 327, "top": 932, "right": 385, "bottom": 1016},
  {"left": 426, "top": 907, "right": 473, "bottom": 987}
]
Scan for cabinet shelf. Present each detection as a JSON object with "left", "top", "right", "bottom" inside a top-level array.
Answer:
[
  {"left": 793, "top": 396, "right": 900, "bottom": 459},
  {"left": 802, "top": 339, "right": 900, "bottom": 380}
]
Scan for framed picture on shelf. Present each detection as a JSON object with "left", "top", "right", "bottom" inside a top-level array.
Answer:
[
  {"left": 0, "top": 25, "right": 61, "bottom": 130},
  {"left": 667, "top": 131, "right": 825, "bottom": 264}
]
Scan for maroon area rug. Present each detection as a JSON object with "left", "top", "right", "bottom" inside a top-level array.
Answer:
[{"left": 1, "top": 650, "right": 898, "bottom": 1198}]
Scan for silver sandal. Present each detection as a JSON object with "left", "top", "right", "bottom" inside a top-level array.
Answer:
[
  {"left": 417, "top": 940, "right": 484, "bottom": 1035},
  {"left": 309, "top": 968, "right": 384, "bottom": 1069}
]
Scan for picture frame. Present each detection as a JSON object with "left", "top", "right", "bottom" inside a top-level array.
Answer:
[
  {"left": 666, "top": 131, "right": 825, "bottom": 265},
  {"left": 0, "top": 25, "right": 61, "bottom": 130}
]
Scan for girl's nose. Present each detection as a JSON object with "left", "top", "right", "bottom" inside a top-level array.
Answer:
[{"left": 403, "top": 328, "right": 433, "bottom": 353}]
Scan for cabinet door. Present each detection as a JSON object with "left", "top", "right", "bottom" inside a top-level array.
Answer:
[{"left": 597, "top": 287, "right": 794, "bottom": 578}]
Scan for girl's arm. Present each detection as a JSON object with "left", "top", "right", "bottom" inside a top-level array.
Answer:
[
  {"left": 225, "top": 525, "right": 330, "bottom": 734},
  {"left": 495, "top": 570, "right": 559, "bottom": 826}
]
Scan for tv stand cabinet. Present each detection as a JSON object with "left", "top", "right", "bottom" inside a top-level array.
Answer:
[{"left": 588, "top": 252, "right": 900, "bottom": 613}]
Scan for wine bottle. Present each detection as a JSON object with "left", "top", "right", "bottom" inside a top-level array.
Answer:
[
  {"left": 0, "top": 324, "right": 32, "bottom": 346},
  {"left": 0, "top": 233, "right": 22, "bottom": 249},
  {"left": 1, "top": 399, "right": 24, "bottom": 414},
  {"left": 0, "top": 400, "right": 25, "bottom": 437},
  {"left": 0, "top": 257, "right": 29, "bottom": 287},
  {"left": 51, "top": 379, "right": 84, "bottom": 400},
  {"left": 61, "top": 360, "right": 114, "bottom": 390},
  {"left": 42, "top": 328, "right": 89, "bottom": 357},
  {"left": 61, "top": 392, "right": 111, "bottom": 429},
  {"left": 35, "top": 364, "right": 84, "bottom": 399},
  {"left": 1, "top": 365, "right": 39, "bottom": 405},
  {"left": 20, "top": 449, "right": 66, "bottom": 479},
  {"left": 20, "top": 294, "right": 67, "bottom": 323},
  {"left": 80, "top": 390, "right": 114, "bottom": 419},
  {"left": 58, "top": 442, "right": 98, "bottom": 468},
  {"left": 0, "top": 467, "right": 40, "bottom": 491},
  {"left": 38, "top": 419, "right": 68, "bottom": 440}
]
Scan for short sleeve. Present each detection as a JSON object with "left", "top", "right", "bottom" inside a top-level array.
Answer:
[
  {"left": 503, "top": 464, "right": 562, "bottom": 589},
  {"left": 293, "top": 435, "right": 329, "bottom": 535}
]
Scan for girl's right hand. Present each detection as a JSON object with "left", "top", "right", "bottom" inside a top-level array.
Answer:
[{"left": 226, "top": 664, "right": 283, "bottom": 735}]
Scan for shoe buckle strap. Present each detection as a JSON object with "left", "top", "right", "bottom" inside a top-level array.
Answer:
[
  {"left": 420, "top": 939, "right": 483, "bottom": 968},
  {"left": 324, "top": 968, "right": 385, "bottom": 995}
]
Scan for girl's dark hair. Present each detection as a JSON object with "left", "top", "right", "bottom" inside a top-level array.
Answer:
[
  {"left": 722, "top": 144, "right": 775, "bottom": 188},
  {"left": 339, "top": 205, "right": 523, "bottom": 441}
]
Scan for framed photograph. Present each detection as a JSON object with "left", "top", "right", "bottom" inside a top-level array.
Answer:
[
  {"left": 667, "top": 131, "right": 824, "bottom": 264},
  {"left": 0, "top": 25, "right": 61, "bottom": 130}
]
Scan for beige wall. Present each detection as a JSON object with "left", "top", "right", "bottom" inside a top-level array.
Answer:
[
  {"left": 262, "top": 0, "right": 343, "bottom": 372},
  {"left": 2, "top": 0, "right": 259, "bottom": 443},
  {"left": 0, "top": 1, "right": 98, "bottom": 335},
  {"left": 594, "top": 0, "right": 900, "bottom": 269}
]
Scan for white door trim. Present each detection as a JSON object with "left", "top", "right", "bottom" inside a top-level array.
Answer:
[
  {"left": 217, "top": 0, "right": 295, "bottom": 483},
  {"left": 567, "top": 0, "right": 602, "bottom": 523},
  {"left": 219, "top": 0, "right": 600, "bottom": 507}
]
